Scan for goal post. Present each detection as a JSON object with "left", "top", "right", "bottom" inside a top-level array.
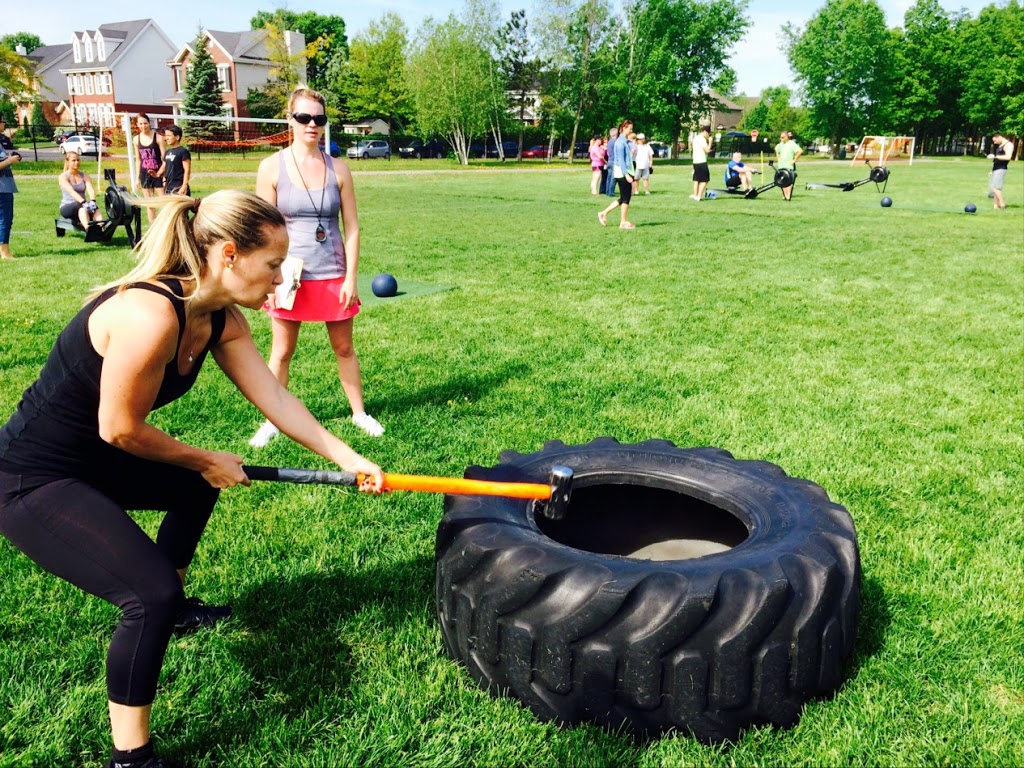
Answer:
[{"left": 852, "top": 136, "right": 915, "bottom": 166}]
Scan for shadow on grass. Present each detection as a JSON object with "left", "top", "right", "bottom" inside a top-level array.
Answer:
[
  {"left": 175, "top": 553, "right": 434, "bottom": 758},
  {"left": 849, "top": 574, "right": 890, "bottom": 675},
  {"left": 366, "top": 359, "right": 534, "bottom": 416}
]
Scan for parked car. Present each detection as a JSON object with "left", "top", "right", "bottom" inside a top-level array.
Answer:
[
  {"left": 399, "top": 138, "right": 447, "bottom": 159},
  {"left": 61, "top": 133, "right": 100, "bottom": 157},
  {"left": 487, "top": 140, "right": 519, "bottom": 159},
  {"left": 54, "top": 129, "right": 95, "bottom": 146},
  {"left": 521, "top": 144, "right": 551, "bottom": 159},
  {"left": 557, "top": 141, "right": 589, "bottom": 159},
  {"left": 649, "top": 141, "right": 670, "bottom": 159},
  {"left": 346, "top": 139, "right": 391, "bottom": 159}
]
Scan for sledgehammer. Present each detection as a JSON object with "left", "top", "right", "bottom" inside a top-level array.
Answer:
[{"left": 243, "top": 464, "right": 575, "bottom": 520}]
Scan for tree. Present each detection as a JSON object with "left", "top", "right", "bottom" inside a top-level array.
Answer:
[
  {"left": 339, "top": 13, "right": 411, "bottom": 134},
  {"left": 181, "top": 31, "right": 223, "bottom": 137},
  {"left": 407, "top": 16, "right": 494, "bottom": 164},
  {"left": 498, "top": 10, "right": 544, "bottom": 160},
  {"left": 626, "top": 0, "right": 750, "bottom": 154},
  {"left": 884, "top": 0, "right": 966, "bottom": 153},
  {"left": 535, "top": 0, "right": 615, "bottom": 158},
  {"left": 0, "top": 32, "right": 43, "bottom": 53},
  {"left": 30, "top": 98, "right": 50, "bottom": 136},
  {"left": 740, "top": 85, "right": 807, "bottom": 137},
  {"left": 0, "top": 46, "right": 36, "bottom": 99},
  {"left": 0, "top": 98, "right": 16, "bottom": 126},
  {"left": 957, "top": 0, "right": 1024, "bottom": 141},
  {"left": 250, "top": 10, "right": 348, "bottom": 92},
  {"left": 783, "top": 0, "right": 893, "bottom": 158}
]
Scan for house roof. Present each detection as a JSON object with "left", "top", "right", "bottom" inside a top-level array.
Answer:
[
  {"left": 62, "top": 19, "right": 173, "bottom": 72},
  {"left": 171, "top": 29, "right": 272, "bottom": 66},
  {"left": 26, "top": 44, "right": 72, "bottom": 74},
  {"left": 707, "top": 90, "right": 742, "bottom": 112}
]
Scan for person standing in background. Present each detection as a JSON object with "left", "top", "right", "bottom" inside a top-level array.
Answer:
[
  {"left": 0, "top": 116, "right": 20, "bottom": 260},
  {"left": 250, "top": 87, "right": 384, "bottom": 447},
  {"left": 133, "top": 114, "right": 164, "bottom": 225},
  {"left": 987, "top": 132, "right": 1014, "bottom": 209},
  {"left": 690, "top": 126, "right": 712, "bottom": 201}
]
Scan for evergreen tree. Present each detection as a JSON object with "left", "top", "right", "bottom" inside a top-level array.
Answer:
[
  {"left": 182, "top": 31, "right": 223, "bottom": 137},
  {"left": 30, "top": 98, "right": 51, "bottom": 138}
]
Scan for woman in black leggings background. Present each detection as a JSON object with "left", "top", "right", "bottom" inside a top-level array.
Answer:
[{"left": 0, "top": 190, "right": 383, "bottom": 768}]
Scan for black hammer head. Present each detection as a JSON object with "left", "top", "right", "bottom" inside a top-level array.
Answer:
[{"left": 536, "top": 465, "right": 574, "bottom": 521}]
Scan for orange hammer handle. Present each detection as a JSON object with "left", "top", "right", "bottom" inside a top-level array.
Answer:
[{"left": 360, "top": 472, "right": 552, "bottom": 500}]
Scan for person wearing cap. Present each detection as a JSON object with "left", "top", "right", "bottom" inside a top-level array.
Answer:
[
  {"left": 690, "top": 125, "right": 712, "bottom": 201},
  {"left": 634, "top": 133, "right": 654, "bottom": 195},
  {"left": 0, "top": 116, "right": 21, "bottom": 260}
]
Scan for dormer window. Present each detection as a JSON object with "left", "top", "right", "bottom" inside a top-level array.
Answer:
[
  {"left": 72, "top": 36, "right": 81, "bottom": 63},
  {"left": 84, "top": 36, "right": 93, "bottom": 62},
  {"left": 96, "top": 34, "right": 106, "bottom": 61}
]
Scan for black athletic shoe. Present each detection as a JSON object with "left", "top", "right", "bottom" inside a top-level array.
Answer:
[
  {"left": 173, "top": 597, "right": 233, "bottom": 635},
  {"left": 107, "top": 758, "right": 184, "bottom": 768}
]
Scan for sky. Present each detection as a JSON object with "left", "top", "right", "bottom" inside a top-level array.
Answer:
[{"left": 3, "top": 0, "right": 997, "bottom": 98}]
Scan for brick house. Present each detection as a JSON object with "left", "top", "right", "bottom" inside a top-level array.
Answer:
[{"left": 165, "top": 29, "right": 306, "bottom": 130}]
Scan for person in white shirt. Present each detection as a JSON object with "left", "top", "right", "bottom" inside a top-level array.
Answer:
[
  {"left": 691, "top": 126, "right": 712, "bottom": 201},
  {"left": 634, "top": 134, "right": 655, "bottom": 195}
]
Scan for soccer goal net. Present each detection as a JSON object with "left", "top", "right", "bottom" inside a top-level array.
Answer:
[
  {"left": 116, "top": 112, "right": 340, "bottom": 193},
  {"left": 852, "top": 136, "right": 915, "bottom": 165}
]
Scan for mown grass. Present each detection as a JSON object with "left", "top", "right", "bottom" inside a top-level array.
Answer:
[{"left": 1, "top": 158, "right": 1022, "bottom": 767}]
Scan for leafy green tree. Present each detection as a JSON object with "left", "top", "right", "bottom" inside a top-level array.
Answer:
[
  {"left": 30, "top": 98, "right": 50, "bottom": 136},
  {"left": 0, "top": 47, "right": 36, "bottom": 99},
  {"left": 250, "top": 10, "right": 348, "bottom": 92},
  {"left": 0, "top": 32, "right": 43, "bottom": 53},
  {"left": 407, "top": 15, "right": 493, "bottom": 164},
  {"left": 884, "top": 0, "right": 966, "bottom": 153},
  {"left": 0, "top": 99, "right": 17, "bottom": 126},
  {"left": 957, "top": 0, "right": 1024, "bottom": 141},
  {"left": 783, "top": 0, "right": 893, "bottom": 158},
  {"left": 535, "top": 0, "right": 615, "bottom": 156},
  {"left": 339, "top": 13, "right": 410, "bottom": 134},
  {"left": 740, "top": 85, "right": 807, "bottom": 137},
  {"left": 181, "top": 31, "right": 223, "bottom": 137},
  {"left": 626, "top": 0, "right": 750, "bottom": 153}
]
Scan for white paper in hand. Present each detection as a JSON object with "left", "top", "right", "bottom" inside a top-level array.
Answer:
[{"left": 275, "top": 256, "right": 303, "bottom": 311}]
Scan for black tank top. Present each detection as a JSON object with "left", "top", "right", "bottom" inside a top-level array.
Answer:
[{"left": 0, "top": 279, "right": 226, "bottom": 479}]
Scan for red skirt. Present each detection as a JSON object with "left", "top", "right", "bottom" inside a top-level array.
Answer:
[{"left": 266, "top": 276, "right": 361, "bottom": 322}]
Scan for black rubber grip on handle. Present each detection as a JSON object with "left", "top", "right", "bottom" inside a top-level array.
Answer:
[{"left": 243, "top": 465, "right": 358, "bottom": 486}]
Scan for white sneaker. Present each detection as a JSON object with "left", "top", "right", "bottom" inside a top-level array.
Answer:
[
  {"left": 688, "top": 194, "right": 698, "bottom": 200},
  {"left": 249, "top": 421, "right": 280, "bottom": 448},
  {"left": 352, "top": 412, "right": 385, "bottom": 437}
]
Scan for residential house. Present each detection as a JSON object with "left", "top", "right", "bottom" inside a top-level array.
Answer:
[
  {"left": 166, "top": 29, "right": 306, "bottom": 135},
  {"left": 57, "top": 19, "right": 177, "bottom": 129},
  {"left": 341, "top": 118, "right": 391, "bottom": 136},
  {"left": 15, "top": 43, "right": 71, "bottom": 127}
]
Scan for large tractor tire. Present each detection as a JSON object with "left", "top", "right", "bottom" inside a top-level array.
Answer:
[{"left": 435, "top": 438, "right": 860, "bottom": 742}]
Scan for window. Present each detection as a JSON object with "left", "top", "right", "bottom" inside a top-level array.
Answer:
[
  {"left": 96, "top": 35, "right": 106, "bottom": 60},
  {"left": 72, "top": 38, "right": 81, "bottom": 63},
  {"left": 67, "top": 75, "right": 75, "bottom": 95},
  {"left": 85, "top": 74, "right": 94, "bottom": 95},
  {"left": 173, "top": 66, "right": 183, "bottom": 93},
  {"left": 221, "top": 105, "right": 235, "bottom": 128},
  {"left": 74, "top": 75, "right": 83, "bottom": 95},
  {"left": 84, "top": 37, "right": 93, "bottom": 62},
  {"left": 216, "top": 65, "right": 232, "bottom": 93},
  {"left": 102, "top": 74, "right": 112, "bottom": 95}
]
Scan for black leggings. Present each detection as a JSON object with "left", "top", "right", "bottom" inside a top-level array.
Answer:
[
  {"left": 617, "top": 177, "right": 633, "bottom": 205},
  {"left": 0, "top": 459, "right": 219, "bottom": 706}
]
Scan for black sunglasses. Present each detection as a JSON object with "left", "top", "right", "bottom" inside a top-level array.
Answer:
[{"left": 291, "top": 112, "right": 328, "bottom": 126}]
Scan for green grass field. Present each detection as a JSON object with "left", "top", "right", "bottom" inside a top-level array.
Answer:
[{"left": 1, "top": 157, "right": 1022, "bottom": 767}]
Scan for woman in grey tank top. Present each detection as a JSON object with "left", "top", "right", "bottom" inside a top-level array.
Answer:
[{"left": 249, "top": 86, "right": 384, "bottom": 446}]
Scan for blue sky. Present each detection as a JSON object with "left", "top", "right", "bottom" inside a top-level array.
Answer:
[{"left": 6, "top": 0, "right": 996, "bottom": 97}]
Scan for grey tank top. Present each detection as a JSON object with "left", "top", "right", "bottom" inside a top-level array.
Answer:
[
  {"left": 276, "top": 150, "right": 345, "bottom": 280},
  {"left": 60, "top": 173, "right": 87, "bottom": 206}
]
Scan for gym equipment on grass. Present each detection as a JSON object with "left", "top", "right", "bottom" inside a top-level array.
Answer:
[{"left": 54, "top": 169, "right": 142, "bottom": 246}]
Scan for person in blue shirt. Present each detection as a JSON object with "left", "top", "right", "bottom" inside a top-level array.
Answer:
[
  {"left": 598, "top": 119, "right": 636, "bottom": 229},
  {"left": 604, "top": 126, "right": 619, "bottom": 196},
  {"left": 725, "top": 152, "right": 754, "bottom": 192}
]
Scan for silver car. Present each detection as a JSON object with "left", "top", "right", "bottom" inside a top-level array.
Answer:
[
  {"left": 61, "top": 134, "right": 99, "bottom": 157},
  {"left": 347, "top": 139, "right": 391, "bottom": 160}
]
